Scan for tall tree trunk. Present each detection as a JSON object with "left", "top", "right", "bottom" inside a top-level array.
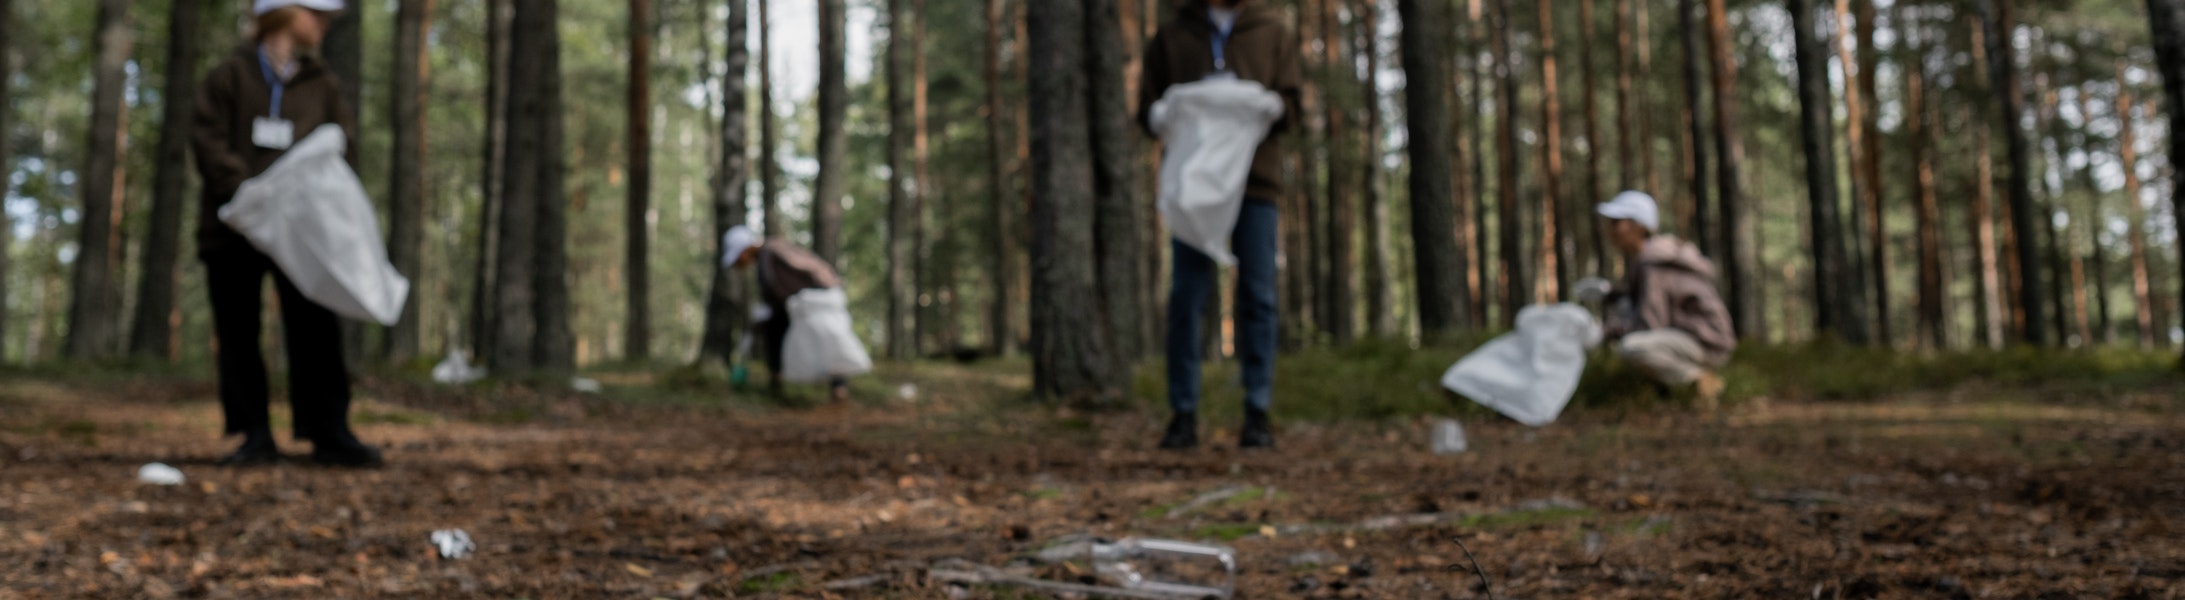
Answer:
[
  {"left": 1468, "top": 0, "right": 1492, "bottom": 329},
  {"left": 1363, "top": 0, "right": 1395, "bottom": 336},
  {"left": 1447, "top": 0, "right": 1479, "bottom": 329},
  {"left": 1087, "top": 0, "right": 1139, "bottom": 361},
  {"left": 1906, "top": 13, "right": 1945, "bottom": 349},
  {"left": 699, "top": 0, "right": 750, "bottom": 366},
  {"left": 1027, "top": 1, "right": 1116, "bottom": 404},
  {"left": 625, "top": 0, "right": 653, "bottom": 361},
  {"left": 324, "top": 0, "right": 364, "bottom": 366},
  {"left": 758, "top": 0, "right": 780, "bottom": 237},
  {"left": 1290, "top": 0, "right": 1321, "bottom": 346},
  {"left": 1984, "top": 0, "right": 2044, "bottom": 345},
  {"left": 1834, "top": 0, "right": 1876, "bottom": 344},
  {"left": 2035, "top": 82, "right": 2072, "bottom": 345},
  {"left": 1322, "top": 0, "right": 1356, "bottom": 342},
  {"left": 1680, "top": 0, "right": 1712, "bottom": 254},
  {"left": 1854, "top": 0, "right": 1884, "bottom": 344},
  {"left": 2119, "top": 73, "right": 2154, "bottom": 349},
  {"left": 813, "top": 0, "right": 848, "bottom": 263},
  {"left": 1578, "top": 0, "right": 1605, "bottom": 274},
  {"left": 532, "top": 0, "right": 572, "bottom": 371},
  {"left": 1968, "top": 15, "right": 2005, "bottom": 348},
  {"left": 1402, "top": 0, "right": 1468, "bottom": 335},
  {"left": 495, "top": 0, "right": 569, "bottom": 373},
  {"left": 129, "top": 0, "right": 201, "bottom": 360},
  {"left": 473, "top": 0, "right": 512, "bottom": 359},
  {"left": 1790, "top": 0, "right": 1867, "bottom": 344},
  {"left": 0, "top": 0, "right": 11, "bottom": 361},
  {"left": 1704, "top": 0, "right": 1760, "bottom": 339},
  {"left": 1636, "top": 0, "right": 1658, "bottom": 197},
  {"left": 985, "top": 0, "right": 1015, "bottom": 356},
  {"left": 1536, "top": 0, "right": 1566, "bottom": 301},
  {"left": 1493, "top": 0, "right": 1526, "bottom": 326},
  {"left": 913, "top": 0, "right": 933, "bottom": 353},
  {"left": 2075, "top": 89, "right": 2109, "bottom": 344},
  {"left": 383, "top": 0, "right": 431, "bottom": 363},
  {"left": 66, "top": 0, "right": 131, "bottom": 359},
  {"left": 1614, "top": 0, "right": 1634, "bottom": 189},
  {"left": 887, "top": 0, "right": 915, "bottom": 359}
]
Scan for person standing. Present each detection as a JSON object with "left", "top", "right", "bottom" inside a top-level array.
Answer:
[
  {"left": 191, "top": 0, "right": 378, "bottom": 466},
  {"left": 721, "top": 226, "right": 852, "bottom": 403},
  {"left": 1138, "top": 0, "right": 1302, "bottom": 449},
  {"left": 1592, "top": 191, "right": 1736, "bottom": 407}
]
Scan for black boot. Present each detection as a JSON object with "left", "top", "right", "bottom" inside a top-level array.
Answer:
[
  {"left": 1158, "top": 412, "right": 1199, "bottom": 449},
  {"left": 219, "top": 430, "right": 281, "bottom": 466},
  {"left": 310, "top": 430, "right": 384, "bottom": 467},
  {"left": 1239, "top": 409, "right": 1274, "bottom": 449}
]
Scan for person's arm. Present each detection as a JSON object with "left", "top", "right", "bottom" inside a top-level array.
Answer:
[
  {"left": 1266, "top": 26, "right": 1305, "bottom": 135},
  {"left": 326, "top": 73, "right": 361, "bottom": 171},
  {"left": 191, "top": 63, "right": 248, "bottom": 199},
  {"left": 1137, "top": 31, "right": 1170, "bottom": 137}
]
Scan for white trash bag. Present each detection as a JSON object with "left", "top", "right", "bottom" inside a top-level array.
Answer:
[
  {"left": 1441, "top": 304, "right": 1604, "bottom": 427},
  {"left": 781, "top": 288, "right": 873, "bottom": 383},
  {"left": 1150, "top": 78, "right": 1285, "bottom": 266},
  {"left": 219, "top": 124, "right": 409, "bottom": 325}
]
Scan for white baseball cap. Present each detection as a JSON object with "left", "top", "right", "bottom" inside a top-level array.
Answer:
[
  {"left": 721, "top": 226, "right": 758, "bottom": 267},
  {"left": 1596, "top": 190, "right": 1660, "bottom": 233},
  {"left": 254, "top": 0, "right": 345, "bottom": 16}
]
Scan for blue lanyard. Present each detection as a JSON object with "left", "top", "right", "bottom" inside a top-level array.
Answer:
[
  {"left": 256, "top": 47, "right": 287, "bottom": 120},
  {"left": 1211, "top": 19, "right": 1234, "bottom": 72}
]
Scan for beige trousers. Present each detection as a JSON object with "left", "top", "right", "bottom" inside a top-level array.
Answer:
[{"left": 1616, "top": 329, "right": 1724, "bottom": 385}]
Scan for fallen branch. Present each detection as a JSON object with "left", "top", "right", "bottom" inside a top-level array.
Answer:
[
  {"left": 819, "top": 573, "right": 893, "bottom": 591},
  {"left": 1450, "top": 536, "right": 1495, "bottom": 600},
  {"left": 929, "top": 563, "right": 1217, "bottom": 600}
]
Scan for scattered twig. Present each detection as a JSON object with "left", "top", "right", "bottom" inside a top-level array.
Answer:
[
  {"left": 1450, "top": 535, "right": 1495, "bottom": 600},
  {"left": 1166, "top": 486, "right": 1249, "bottom": 519},
  {"left": 819, "top": 573, "right": 893, "bottom": 591}
]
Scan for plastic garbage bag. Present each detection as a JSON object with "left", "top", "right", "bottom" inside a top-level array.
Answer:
[
  {"left": 1150, "top": 78, "right": 1285, "bottom": 266},
  {"left": 431, "top": 350, "right": 487, "bottom": 384},
  {"left": 218, "top": 124, "right": 409, "bottom": 325},
  {"left": 137, "top": 463, "right": 185, "bottom": 486},
  {"left": 1441, "top": 304, "right": 1603, "bottom": 427},
  {"left": 781, "top": 288, "right": 873, "bottom": 383}
]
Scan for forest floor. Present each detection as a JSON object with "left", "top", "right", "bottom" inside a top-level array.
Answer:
[{"left": 2, "top": 358, "right": 2182, "bottom": 599}]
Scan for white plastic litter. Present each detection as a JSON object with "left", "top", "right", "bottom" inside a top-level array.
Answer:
[
  {"left": 897, "top": 383, "right": 919, "bottom": 402},
  {"left": 219, "top": 125, "right": 409, "bottom": 325},
  {"left": 1573, "top": 277, "right": 1613, "bottom": 305},
  {"left": 431, "top": 349, "right": 487, "bottom": 384},
  {"left": 1430, "top": 419, "right": 1468, "bottom": 455},
  {"left": 430, "top": 529, "right": 475, "bottom": 559},
  {"left": 1441, "top": 304, "right": 1604, "bottom": 427},
  {"left": 137, "top": 463, "right": 185, "bottom": 486},
  {"left": 570, "top": 377, "right": 603, "bottom": 394},
  {"left": 780, "top": 288, "right": 874, "bottom": 383},
  {"left": 1150, "top": 78, "right": 1285, "bottom": 266}
]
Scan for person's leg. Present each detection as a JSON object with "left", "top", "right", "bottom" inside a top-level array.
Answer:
[
  {"left": 1163, "top": 238, "right": 1217, "bottom": 448},
  {"left": 1615, "top": 330, "right": 1722, "bottom": 409},
  {"left": 272, "top": 271, "right": 379, "bottom": 465},
  {"left": 206, "top": 252, "right": 275, "bottom": 462},
  {"left": 761, "top": 312, "right": 791, "bottom": 396},
  {"left": 1232, "top": 202, "right": 1279, "bottom": 414}
]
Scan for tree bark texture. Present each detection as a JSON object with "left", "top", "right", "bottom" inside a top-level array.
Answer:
[
  {"left": 699, "top": 0, "right": 750, "bottom": 366},
  {"left": 1027, "top": 1, "right": 1117, "bottom": 404},
  {"left": 1968, "top": 15, "right": 2005, "bottom": 348},
  {"left": 494, "top": 0, "right": 570, "bottom": 373},
  {"left": 1705, "top": 0, "right": 1760, "bottom": 340},
  {"left": 1790, "top": 0, "right": 1868, "bottom": 344},
  {"left": 384, "top": 0, "right": 432, "bottom": 363},
  {"left": 1985, "top": 0, "right": 2045, "bottom": 345},
  {"left": 625, "top": 0, "right": 654, "bottom": 360},
  {"left": 1578, "top": 0, "right": 1605, "bottom": 274},
  {"left": 1854, "top": 0, "right": 1885, "bottom": 344},
  {"left": 814, "top": 0, "right": 848, "bottom": 264},
  {"left": 1087, "top": 0, "right": 1140, "bottom": 361},
  {"left": 1401, "top": 0, "right": 1468, "bottom": 335},
  {"left": 130, "top": 0, "right": 201, "bottom": 360},
  {"left": 1680, "top": 0, "right": 1712, "bottom": 255},
  {"left": 758, "top": 0, "right": 781, "bottom": 238},
  {"left": 985, "top": 0, "right": 1016, "bottom": 356},
  {"left": 2118, "top": 71, "right": 2154, "bottom": 349},
  {"left": 1321, "top": 0, "right": 1356, "bottom": 342},
  {"left": 1536, "top": 0, "right": 1566, "bottom": 302},
  {"left": 1906, "top": 15, "right": 1946, "bottom": 349},
  {"left": 1363, "top": 0, "right": 1395, "bottom": 336},
  {"left": 887, "top": 0, "right": 915, "bottom": 359},
  {"left": 0, "top": 0, "right": 12, "bottom": 361},
  {"left": 1493, "top": 0, "right": 1525, "bottom": 327},
  {"left": 66, "top": 0, "right": 131, "bottom": 359}
]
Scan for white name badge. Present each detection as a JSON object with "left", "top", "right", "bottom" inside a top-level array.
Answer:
[{"left": 252, "top": 117, "right": 295, "bottom": 150}]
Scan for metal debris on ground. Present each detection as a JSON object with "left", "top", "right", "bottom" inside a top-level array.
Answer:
[{"left": 430, "top": 529, "right": 475, "bottom": 559}]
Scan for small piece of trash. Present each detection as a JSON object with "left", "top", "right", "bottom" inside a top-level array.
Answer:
[
  {"left": 1431, "top": 419, "right": 1468, "bottom": 455},
  {"left": 431, "top": 350, "right": 488, "bottom": 384},
  {"left": 430, "top": 529, "right": 475, "bottom": 559},
  {"left": 137, "top": 463, "right": 185, "bottom": 486},
  {"left": 571, "top": 377, "right": 603, "bottom": 394},
  {"left": 897, "top": 384, "right": 919, "bottom": 402}
]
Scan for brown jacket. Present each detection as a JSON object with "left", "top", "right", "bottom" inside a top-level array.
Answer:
[
  {"left": 1611, "top": 235, "right": 1737, "bottom": 361},
  {"left": 756, "top": 240, "right": 841, "bottom": 311},
  {"left": 192, "top": 45, "right": 360, "bottom": 257},
  {"left": 1137, "top": 0, "right": 1302, "bottom": 204}
]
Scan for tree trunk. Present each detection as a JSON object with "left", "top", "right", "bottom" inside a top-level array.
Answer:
[
  {"left": 1468, "top": 0, "right": 1491, "bottom": 329},
  {"left": 1614, "top": 0, "right": 1634, "bottom": 190},
  {"left": 1854, "top": 0, "right": 1885, "bottom": 344},
  {"left": 1536, "top": 0, "right": 1566, "bottom": 302},
  {"left": 1968, "top": 15, "right": 2005, "bottom": 348},
  {"left": 129, "top": 0, "right": 201, "bottom": 360},
  {"left": 1834, "top": 0, "right": 1876, "bottom": 345},
  {"left": 1985, "top": 0, "right": 2044, "bottom": 346},
  {"left": 1447, "top": 0, "right": 1479, "bottom": 330},
  {"left": 699, "top": 0, "right": 750, "bottom": 366},
  {"left": 494, "top": 0, "right": 569, "bottom": 373},
  {"left": 1363, "top": 0, "right": 1395, "bottom": 336},
  {"left": 1321, "top": 0, "right": 1356, "bottom": 342},
  {"left": 1401, "top": 0, "right": 1467, "bottom": 335},
  {"left": 2074, "top": 90, "right": 2109, "bottom": 345},
  {"left": 381, "top": 0, "right": 431, "bottom": 363},
  {"left": 1680, "top": 0, "right": 1712, "bottom": 255},
  {"left": 758, "top": 0, "right": 780, "bottom": 237},
  {"left": 985, "top": 0, "right": 1016, "bottom": 356},
  {"left": 532, "top": 0, "right": 572, "bottom": 371},
  {"left": 1087, "top": 0, "right": 1139, "bottom": 361},
  {"left": 814, "top": 0, "right": 848, "bottom": 264},
  {"left": 913, "top": 0, "right": 933, "bottom": 353},
  {"left": 1578, "top": 0, "right": 1605, "bottom": 274},
  {"left": 1027, "top": 1, "right": 1117, "bottom": 404},
  {"left": 1493, "top": 0, "right": 1525, "bottom": 327},
  {"left": 1906, "top": 14, "right": 1945, "bottom": 349},
  {"left": 324, "top": 0, "right": 365, "bottom": 366},
  {"left": 1790, "top": 0, "right": 1866, "bottom": 344},
  {"left": 66, "top": 0, "right": 132, "bottom": 360},
  {"left": 1289, "top": 0, "right": 1321, "bottom": 347},
  {"left": 2119, "top": 71, "right": 2154, "bottom": 349},
  {"left": 472, "top": 0, "right": 512, "bottom": 359},
  {"left": 624, "top": 0, "right": 653, "bottom": 361},
  {"left": 887, "top": 0, "right": 915, "bottom": 359},
  {"left": 0, "top": 0, "right": 11, "bottom": 361},
  {"left": 1705, "top": 0, "right": 1760, "bottom": 339},
  {"left": 1635, "top": 0, "right": 1657, "bottom": 198}
]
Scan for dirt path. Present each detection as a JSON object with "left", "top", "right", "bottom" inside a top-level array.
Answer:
[{"left": 2, "top": 368, "right": 2181, "bottom": 599}]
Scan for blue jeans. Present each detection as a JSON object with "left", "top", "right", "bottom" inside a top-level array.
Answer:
[{"left": 1168, "top": 202, "right": 1278, "bottom": 415}]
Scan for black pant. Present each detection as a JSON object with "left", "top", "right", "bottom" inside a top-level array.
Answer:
[{"left": 206, "top": 248, "right": 353, "bottom": 441}]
